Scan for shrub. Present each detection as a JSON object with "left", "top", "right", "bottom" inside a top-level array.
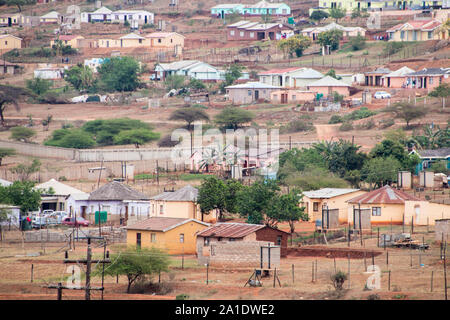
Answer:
[
  {"left": 26, "top": 78, "right": 52, "bottom": 96},
  {"left": 383, "top": 42, "right": 405, "bottom": 56},
  {"left": 45, "top": 129, "right": 95, "bottom": 149},
  {"left": 331, "top": 271, "right": 347, "bottom": 290},
  {"left": 281, "top": 120, "right": 315, "bottom": 133},
  {"left": 349, "top": 35, "right": 366, "bottom": 51},
  {"left": 339, "top": 121, "right": 354, "bottom": 131},
  {"left": 176, "top": 294, "right": 189, "bottom": 300},
  {"left": 10, "top": 127, "right": 36, "bottom": 142},
  {"left": 345, "top": 107, "right": 376, "bottom": 121},
  {"left": 310, "top": 10, "right": 329, "bottom": 21},
  {"left": 329, "top": 115, "right": 344, "bottom": 124},
  {"left": 356, "top": 119, "right": 375, "bottom": 130},
  {"left": 379, "top": 118, "right": 395, "bottom": 129},
  {"left": 367, "top": 294, "right": 380, "bottom": 300}
]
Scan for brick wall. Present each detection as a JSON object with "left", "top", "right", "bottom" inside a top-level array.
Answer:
[
  {"left": 255, "top": 227, "right": 288, "bottom": 257},
  {"left": 435, "top": 219, "right": 450, "bottom": 242}
]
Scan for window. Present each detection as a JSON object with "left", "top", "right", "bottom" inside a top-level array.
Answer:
[
  {"left": 248, "top": 90, "right": 252, "bottom": 96},
  {"left": 139, "top": 39, "right": 142, "bottom": 44},
  {"left": 128, "top": 15, "right": 132, "bottom": 20},
  {"left": 372, "top": 207, "right": 381, "bottom": 216},
  {"left": 230, "top": 30, "right": 235, "bottom": 36},
  {"left": 276, "top": 236, "right": 282, "bottom": 246},
  {"left": 152, "top": 204, "right": 155, "bottom": 214},
  {"left": 4, "top": 41, "right": 7, "bottom": 45},
  {"left": 229, "top": 238, "right": 236, "bottom": 242},
  {"left": 428, "top": 31, "right": 433, "bottom": 39},
  {"left": 292, "top": 95, "right": 296, "bottom": 100},
  {"left": 429, "top": 77, "right": 433, "bottom": 84},
  {"left": 151, "top": 233, "right": 156, "bottom": 242},
  {"left": 179, "top": 233, "right": 184, "bottom": 243},
  {"left": 240, "top": 31, "right": 244, "bottom": 37},
  {"left": 158, "top": 39, "right": 162, "bottom": 43},
  {"left": 250, "top": 32, "right": 254, "bottom": 38},
  {"left": 313, "top": 202, "right": 319, "bottom": 212},
  {"left": 115, "top": 15, "right": 119, "bottom": 19},
  {"left": 204, "top": 237, "right": 210, "bottom": 246},
  {"left": 160, "top": 205, "right": 164, "bottom": 214},
  {"left": 170, "top": 39, "right": 173, "bottom": 43},
  {"left": 400, "top": 30, "right": 405, "bottom": 39},
  {"left": 139, "top": 15, "right": 141, "bottom": 19}
]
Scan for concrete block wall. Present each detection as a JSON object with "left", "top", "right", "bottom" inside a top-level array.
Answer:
[
  {"left": 205, "top": 241, "right": 280, "bottom": 268},
  {"left": 435, "top": 219, "right": 450, "bottom": 242},
  {"left": 24, "top": 227, "right": 127, "bottom": 243}
]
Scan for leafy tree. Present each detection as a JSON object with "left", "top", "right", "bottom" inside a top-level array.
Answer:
[
  {"left": 64, "top": 64, "right": 97, "bottom": 92},
  {"left": 5, "top": 0, "right": 36, "bottom": 12},
  {"left": 9, "top": 159, "right": 41, "bottom": 182},
  {"left": 383, "top": 42, "right": 405, "bottom": 56},
  {"left": 277, "top": 35, "right": 311, "bottom": 58},
  {"left": 361, "top": 156, "right": 401, "bottom": 188},
  {"left": 236, "top": 179, "right": 280, "bottom": 225},
  {"left": 214, "top": 107, "right": 255, "bottom": 129},
  {"left": 97, "top": 57, "right": 141, "bottom": 92},
  {"left": 188, "top": 78, "right": 206, "bottom": 90},
  {"left": 0, "top": 181, "right": 41, "bottom": 213},
  {"left": 317, "top": 30, "right": 344, "bottom": 51},
  {"left": 169, "top": 107, "right": 209, "bottom": 131},
  {"left": 44, "top": 129, "right": 95, "bottom": 149},
  {"left": 349, "top": 35, "right": 366, "bottom": 51},
  {"left": 10, "top": 126, "right": 36, "bottom": 142},
  {"left": 113, "top": 128, "right": 160, "bottom": 148},
  {"left": 220, "top": 64, "right": 244, "bottom": 92},
  {"left": 325, "top": 69, "right": 342, "bottom": 79},
  {"left": 351, "top": 7, "right": 369, "bottom": 18},
  {"left": 310, "top": 10, "right": 329, "bottom": 21},
  {"left": 100, "top": 248, "right": 169, "bottom": 293},
  {"left": 279, "top": 166, "right": 350, "bottom": 190},
  {"left": 26, "top": 78, "right": 52, "bottom": 96},
  {"left": 265, "top": 190, "right": 308, "bottom": 233},
  {"left": 428, "top": 160, "right": 449, "bottom": 175},
  {"left": 164, "top": 74, "right": 187, "bottom": 91},
  {"left": 428, "top": 83, "right": 450, "bottom": 108},
  {"left": 0, "top": 85, "right": 33, "bottom": 126},
  {"left": 329, "top": 7, "right": 346, "bottom": 22},
  {"left": 0, "top": 148, "right": 15, "bottom": 166},
  {"left": 385, "top": 102, "right": 427, "bottom": 128},
  {"left": 412, "top": 125, "right": 450, "bottom": 149},
  {"left": 369, "top": 139, "right": 420, "bottom": 172},
  {"left": 197, "top": 176, "right": 226, "bottom": 221}
]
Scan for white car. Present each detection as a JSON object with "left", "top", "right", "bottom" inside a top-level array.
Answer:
[{"left": 373, "top": 91, "right": 391, "bottom": 99}]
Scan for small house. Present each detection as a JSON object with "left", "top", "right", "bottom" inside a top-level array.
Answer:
[
  {"left": 301, "top": 22, "right": 366, "bottom": 40},
  {"left": 243, "top": 1, "right": 291, "bottom": 16},
  {"left": 225, "top": 81, "right": 281, "bottom": 104},
  {"left": 196, "top": 222, "right": 290, "bottom": 264},
  {"left": 405, "top": 68, "right": 450, "bottom": 90},
  {"left": 382, "top": 66, "right": 415, "bottom": 88},
  {"left": 211, "top": 4, "right": 244, "bottom": 18},
  {"left": 307, "top": 75, "right": 351, "bottom": 97},
  {"left": 0, "top": 35, "right": 22, "bottom": 51},
  {"left": 146, "top": 32, "right": 185, "bottom": 54},
  {"left": 126, "top": 217, "right": 210, "bottom": 254},
  {"left": 86, "top": 181, "right": 150, "bottom": 224},
  {"left": 40, "top": 11, "right": 62, "bottom": 24},
  {"left": 34, "top": 67, "right": 64, "bottom": 80},
  {"left": 0, "top": 59, "right": 21, "bottom": 75},
  {"left": 412, "top": 148, "right": 450, "bottom": 174},
  {"left": 258, "top": 67, "right": 323, "bottom": 88},
  {"left": 387, "top": 19, "right": 445, "bottom": 41},
  {"left": 154, "top": 60, "right": 222, "bottom": 81},
  {"left": 0, "top": 13, "right": 22, "bottom": 27},
  {"left": 302, "top": 188, "right": 367, "bottom": 224},
  {"left": 34, "top": 179, "right": 86, "bottom": 212},
  {"left": 50, "top": 35, "right": 85, "bottom": 49},
  {"left": 110, "top": 10, "right": 154, "bottom": 25},
  {"left": 227, "top": 20, "right": 294, "bottom": 41},
  {"left": 81, "top": 6, "right": 112, "bottom": 23},
  {"left": 364, "top": 67, "right": 391, "bottom": 87},
  {"left": 271, "top": 89, "right": 316, "bottom": 104}
]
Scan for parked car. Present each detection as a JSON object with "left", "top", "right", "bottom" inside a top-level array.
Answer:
[
  {"left": 373, "top": 91, "right": 391, "bottom": 99},
  {"left": 50, "top": 211, "right": 67, "bottom": 224},
  {"left": 32, "top": 216, "right": 49, "bottom": 229},
  {"left": 41, "top": 209, "right": 54, "bottom": 216},
  {"left": 62, "top": 217, "right": 89, "bottom": 227}
]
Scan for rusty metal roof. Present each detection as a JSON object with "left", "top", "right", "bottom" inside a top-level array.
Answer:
[
  {"left": 126, "top": 217, "right": 209, "bottom": 232},
  {"left": 196, "top": 223, "right": 266, "bottom": 238},
  {"left": 348, "top": 185, "right": 420, "bottom": 205}
]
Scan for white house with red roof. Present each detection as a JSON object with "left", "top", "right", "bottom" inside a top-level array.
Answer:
[{"left": 386, "top": 19, "right": 445, "bottom": 41}]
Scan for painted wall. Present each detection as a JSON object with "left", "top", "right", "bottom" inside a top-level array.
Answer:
[
  {"left": 148, "top": 34, "right": 184, "bottom": 48},
  {"left": 307, "top": 85, "right": 350, "bottom": 97},
  {"left": 404, "top": 201, "right": 450, "bottom": 226},
  {"left": 271, "top": 90, "right": 316, "bottom": 103},
  {"left": 0, "top": 36, "right": 22, "bottom": 50},
  {"left": 126, "top": 220, "right": 209, "bottom": 254},
  {"left": 50, "top": 36, "right": 84, "bottom": 48},
  {"left": 226, "top": 87, "right": 279, "bottom": 104},
  {"left": 389, "top": 29, "right": 442, "bottom": 41}
]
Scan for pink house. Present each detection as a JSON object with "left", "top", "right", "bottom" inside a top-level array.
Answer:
[
  {"left": 271, "top": 89, "right": 316, "bottom": 103},
  {"left": 307, "top": 76, "right": 351, "bottom": 97},
  {"left": 405, "top": 68, "right": 450, "bottom": 90},
  {"left": 383, "top": 66, "right": 415, "bottom": 88}
]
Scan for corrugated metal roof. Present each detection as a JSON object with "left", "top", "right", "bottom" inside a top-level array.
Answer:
[
  {"left": 407, "top": 68, "right": 450, "bottom": 76},
  {"left": 126, "top": 217, "right": 209, "bottom": 231},
  {"left": 89, "top": 181, "right": 149, "bottom": 201},
  {"left": 303, "top": 188, "right": 360, "bottom": 199},
  {"left": 308, "top": 75, "right": 350, "bottom": 87},
  {"left": 197, "top": 223, "right": 266, "bottom": 238},
  {"left": 150, "top": 185, "right": 198, "bottom": 202},
  {"left": 417, "top": 148, "right": 450, "bottom": 158},
  {"left": 347, "top": 185, "right": 420, "bottom": 204},
  {"left": 120, "top": 33, "right": 146, "bottom": 40},
  {"left": 225, "top": 81, "right": 281, "bottom": 89},
  {"left": 35, "top": 179, "right": 85, "bottom": 196},
  {"left": 384, "top": 66, "right": 415, "bottom": 77},
  {"left": 259, "top": 67, "right": 302, "bottom": 75},
  {"left": 41, "top": 11, "right": 60, "bottom": 19}
]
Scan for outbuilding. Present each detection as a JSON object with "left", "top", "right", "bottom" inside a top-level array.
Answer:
[{"left": 225, "top": 81, "right": 281, "bottom": 104}]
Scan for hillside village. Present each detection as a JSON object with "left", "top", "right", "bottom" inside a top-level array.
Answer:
[{"left": 0, "top": 0, "right": 449, "bottom": 301}]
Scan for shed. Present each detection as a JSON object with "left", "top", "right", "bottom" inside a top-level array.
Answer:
[{"left": 225, "top": 81, "right": 281, "bottom": 104}]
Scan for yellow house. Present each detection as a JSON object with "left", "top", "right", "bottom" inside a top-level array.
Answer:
[
  {"left": 50, "top": 35, "right": 85, "bottom": 49},
  {"left": 146, "top": 32, "right": 185, "bottom": 52},
  {"left": 0, "top": 34, "right": 22, "bottom": 51},
  {"left": 302, "top": 188, "right": 367, "bottom": 224},
  {"left": 347, "top": 185, "right": 450, "bottom": 225},
  {"left": 126, "top": 217, "right": 210, "bottom": 254},
  {"left": 386, "top": 19, "right": 445, "bottom": 41},
  {"left": 0, "top": 13, "right": 22, "bottom": 27},
  {"left": 40, "top": 11, "right": 61, "bottom": 24},
  {"left": 97, "top": 33, "right": 149, "bottom": 48},
  {"left": 150, "top": 185, "right": 217, "bottom": 223}
]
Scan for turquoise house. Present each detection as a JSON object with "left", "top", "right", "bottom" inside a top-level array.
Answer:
[
  {"left": 211, "top": 4, "right": 244, "bottom": 18},
  {"left": 411, "top": 148, "right": 450, "bottom": 175}
]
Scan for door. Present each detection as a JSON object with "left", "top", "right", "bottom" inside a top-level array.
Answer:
[
  {"left": 254, "top": 90, "right": 259, "bottom": 101},
  {"left": 136, "top": 233, "right": 141, "bottom": 248},
  {"left": 81, "top": 206, "right": 87, "bottom": 219},
  {"left": 125, "top": 206, "right": 129, "bottom": 222},
  {"left": 145, "top": 16, "right": 147, "bottom": 24},
  {"left": 8, "top": 17, "right": 12, "bottom": 27},
  {"left": 88, "top": 14, "right": 91, "bottom": 22},
  {"left": 124, "top": 15, "right": 127, "bottom": 22},
  {"left": 103, "top": 14, "right": 107, "bottom": 21}
]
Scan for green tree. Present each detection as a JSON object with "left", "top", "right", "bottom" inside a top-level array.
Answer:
[
  {"left": 325, "top": 69, "right": 342, "bottom": 79},
  {"left": 41, "top": 115, "right": 53, "bottom": 131},
  {"left": 412, "top": 125, "right": 450, "bottom": 149},
  {"left": 164, "top": 74, "right": 187, "bottom": 91},
  {"left": 349, "top": 35, "right": 366, "bottom": 51},
  {"left": 5, "top": 0, "right": 36, "bottom": 12},
  {"left": 0, "top": 181, "right": 41, "bottom": 213},
  {"left": 317, "top": 29, "right": 344, "bottom": 51},
  {"left": 277, "top": 35, "right": 311, "bottom": 58},
  {"left": 197, "top": 176, "right": 226, "bottom": 221},
  {"left": 310, "top": 10, "right": 329, "bottom": 21},
  {"left": 9, "top": 159, "right": 41, "bottom": 182},
  {"left": 64, "top": 64, "right": 96, "bottom": 92},
  {"left": 97, "top": 57, "right": 141, "bottom": 92},
  {"left": 169, "top": 107, "right": 210, "bottom": 131},
  {"left": 113, "top": 128, "right": 160, "bottom": 148},
  {"left": 385, "top": 102, "right": 427, "bottom": 129},
  {"left": 214, "top": 107, "right": 255, "bottom": 129},
  {"left": 329, "top": 7, "right": 346, "bottom": 22},
  {"left": 100, "top": 248, "right": 169, "bottom": 293},
  {"left": 10, "top": 126, "right": 36, "bottom": 142},
  {"left": 220, "top": 64, "right": 244, "bottom": 92},
  {"left": 265, "top": 190, "right": 308, "bottom": 232},
  {"left": 0, "top": 148, "right": 15, "bottom": 166},
  {"left": 26, "top": 78, "right": 52, "bottom": 96},
  {"left": 47, "top": 130, "right": 95, "bottom": 149},
  {"left": 428, "top": 83, "right": 450, "bottom": 108},
  {"left": 188, "top": 77, "right": 206, "bottom": 90},
  {"left": 361, "top": 156, "right": 401, "bottom": 188}
]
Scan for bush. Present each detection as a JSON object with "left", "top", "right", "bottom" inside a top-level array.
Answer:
[
  {"left": 45, "top": 129, "right": 95, "bottom": 149},
  {"left": 310, "top": 10, "right": 329, "bottom": 20},
  {"left": 38, "top": 92, "right": 68, "bottom": 104},
  {"left": 345, "top": 107, "right": 376, "bottom": 121},
  {"left": 331, "top": 271, "right": 347, "bottom": 290},
  {"left": 379, "top": 118, "right": 395, "bottom": 129},
  {"left": 349, "top": 35, "right": 366, "bottom": 51},
  {"left": 367, "top": 294, "right": 380, "bottom": 300},
  {"left": 26, "top": 78, "right": 52, "bottom": 96},
  {"left": 356, "top": 119, "right": 375, "bottom": 130},
  {"left": 339, "top": 121, "right": 354, "bottom": 131},
  {"left": 329, "top": 115, "right": 344, "bottom": 124},
  {"left": 176, "top": 294, "right": 189, "bottom": 300},
  {"left": 10, "top": 127, "right": 36, "bottom": 142},
  {"left": 281, "top": 120, "right": 315, "bottom": 133},
  {"left": 383, "top": 42, "right": 405, "bottom": 56}
]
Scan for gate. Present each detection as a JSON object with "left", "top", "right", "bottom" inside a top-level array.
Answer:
[{"left": 353, "top": 208, "right": 371, "bottom": 230}]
